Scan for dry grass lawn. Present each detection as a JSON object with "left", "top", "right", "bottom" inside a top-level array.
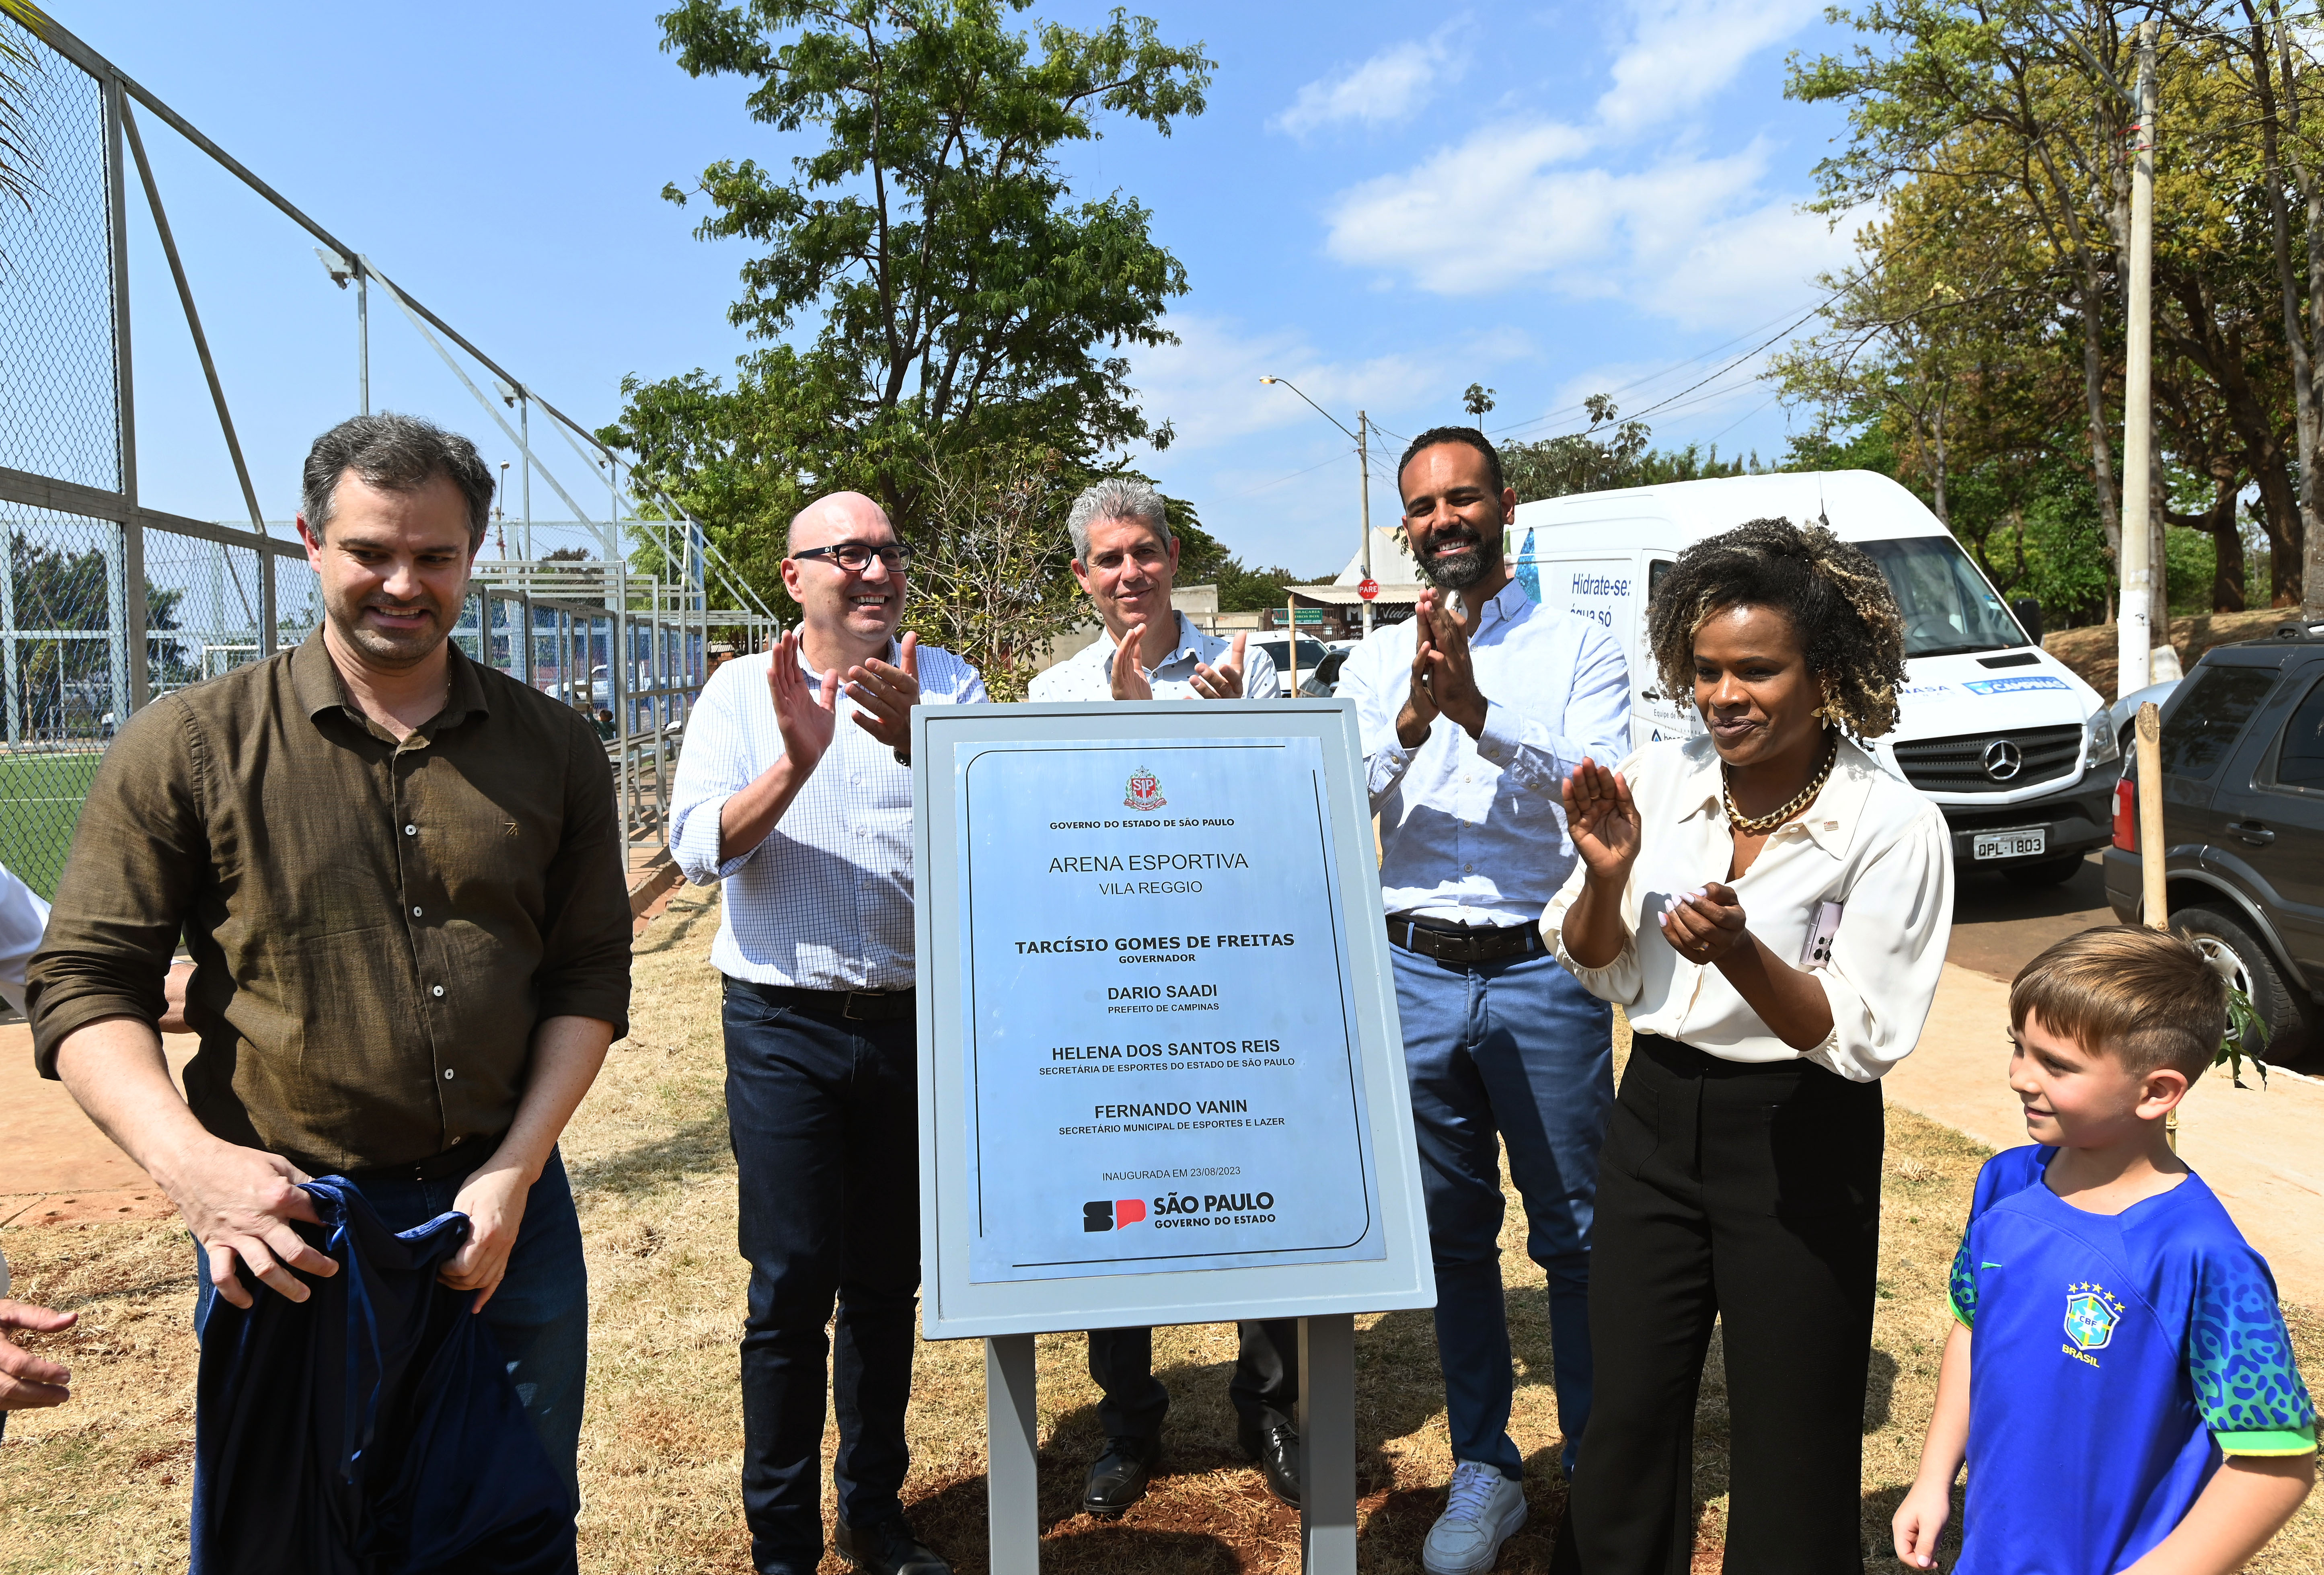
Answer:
[{"left": 3, "top": 887, "right": 2319, "bottom": 1573}]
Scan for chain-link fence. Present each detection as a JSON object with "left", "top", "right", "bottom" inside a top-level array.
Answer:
[
  {"left": 0, "top": 15, "right": 125, "bottom": 897},
  {"left": 0, "top": 17, "right": 776, "bottom": 900}
]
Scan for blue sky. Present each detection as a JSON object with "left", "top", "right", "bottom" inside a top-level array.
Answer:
[{"left": 56, "top": 0, "right": 1864, "bottom": 577}]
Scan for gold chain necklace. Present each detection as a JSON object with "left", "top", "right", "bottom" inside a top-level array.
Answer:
[{"left": 1722, "top": 735, "right": 1838, "bottom": 836}]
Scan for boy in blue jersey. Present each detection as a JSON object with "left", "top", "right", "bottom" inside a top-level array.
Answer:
[{"left": 1895, "top": 926, "right": 2315, "bottom": 1573}]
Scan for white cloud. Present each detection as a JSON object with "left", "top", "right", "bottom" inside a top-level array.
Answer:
[
  {"left": 1131, "top": 314, "right": 1524, "bottom": 455},
  {"left": 1596, "top": 0, "right": 1826, "bottom": 134},
  {"left": 1270, "top": 25, "right": 1471, "bottom": 139},
  {"left": 1312, "top": 1, "right": 1839, "bottom": 320}
]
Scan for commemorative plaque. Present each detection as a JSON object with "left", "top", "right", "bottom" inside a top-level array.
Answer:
[{"left": 912, "top": 699, "right": 1432, "bottom": 1573}]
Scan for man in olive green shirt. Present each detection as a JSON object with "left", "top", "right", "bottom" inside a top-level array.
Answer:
[{"left": 28, "top": 412, "right": 630, "bottom": 1503}]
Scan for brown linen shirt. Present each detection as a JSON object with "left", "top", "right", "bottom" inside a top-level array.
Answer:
[{"left": 27, "top": 629, "right": 633, "bottom": 1176}]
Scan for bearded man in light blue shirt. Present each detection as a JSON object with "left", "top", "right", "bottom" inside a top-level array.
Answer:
[{"left": 1335, "top": 427, "right": 1629, "bottom": 1575}]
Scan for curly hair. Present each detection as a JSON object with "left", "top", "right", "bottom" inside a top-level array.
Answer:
[{"left": 1646, "top": 517, "right": 1909, "bottom": 739}]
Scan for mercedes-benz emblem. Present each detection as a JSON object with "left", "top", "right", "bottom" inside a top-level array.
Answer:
[{"left": 1983, "top": 739, "right": 2024, "bottom": 781}]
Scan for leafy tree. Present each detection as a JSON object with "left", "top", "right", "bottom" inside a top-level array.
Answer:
[
  {"left": 6, "top": 534, "right": 187, "bottom": 731},
  {"left": 608, "top": 0, "right": 1212, "bottom": 605},
  {"left": 1499, "top": 395, "right": 1763, "bottom": 502},
  {"left": 1213, "top": 557, "right": 1332, "bottom": 613},
  {"left": 1463, "top": 383, "right": 1496, "bottom": 419},
  {"left": 0, "top": 0, "right": 51, "bottom": 216},
  {"left": 905, "top": 444, "right": 1085, "bottom": 700}
]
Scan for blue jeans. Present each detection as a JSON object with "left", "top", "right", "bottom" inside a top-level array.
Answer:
[
  {"left": 1393, "top": 940, "right": 1614, "bottom": 1481},
  {"left": 723, "top": 981, "right": 922, "bottom": 1575},
  {"left": 193, "top": 1148, "right": 590, "bottom": 1510}
]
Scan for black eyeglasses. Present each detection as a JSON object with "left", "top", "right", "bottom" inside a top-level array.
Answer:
[{"left": 791, "top": 540, "right": 912, "bottom": 572}]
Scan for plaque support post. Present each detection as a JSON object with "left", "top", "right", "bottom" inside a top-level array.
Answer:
[
  {"left": 1299, "top": 1313, "right": 1358, "bottom": 1574},
  {"left": 985, "top": 1334, "right": 1042, "bottom": 1574}
]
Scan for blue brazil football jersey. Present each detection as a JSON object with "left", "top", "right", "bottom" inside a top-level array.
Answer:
[{"left": 1949, "top": 1146, "right": 2315, "bottom": 1575}]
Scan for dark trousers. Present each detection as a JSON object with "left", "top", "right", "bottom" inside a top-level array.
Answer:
[
  {"left": 1394, "top": 943, "right": 1615, "bottom": 1479},
  {"left": 1557, "top": 1034, "right": 1882, "bottom": 1575},
  {"left": 725, "top": 981, "right": 922, "bottom": 1575},
  {"left": 191, "top": 1148, "right": 591, "bottom": 1511},
  {"left": 1085, "top": 1318, "right": 1299, "bottom": 1448}
]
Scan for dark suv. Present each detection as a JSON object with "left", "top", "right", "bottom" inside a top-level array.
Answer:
[{"left": 2103, "top": 626, "right": 2324, "bottom": 1060}]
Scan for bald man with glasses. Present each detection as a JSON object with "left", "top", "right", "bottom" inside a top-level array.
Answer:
[{"left": 670, "top": 493, "right": 988, "bottom": 1575}]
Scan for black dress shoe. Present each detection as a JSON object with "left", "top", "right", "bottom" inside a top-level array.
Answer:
[
  {"left": 1082, "top": 1435, "right": 1159, "bottom": 1517},
  {"left": 833, "top": 1515, "right": 953, "bottom": 1575},
  {"left": 1238, "top": 1417, "right": 1302, "bottom": 1508}
]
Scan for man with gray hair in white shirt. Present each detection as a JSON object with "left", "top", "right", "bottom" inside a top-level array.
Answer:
[
  {"left": 1029, "top": 478, "right": 1276, "bottom": 705},
  {"left": 1027, "top": 478, "right": 1301, "bottom": 1518}
]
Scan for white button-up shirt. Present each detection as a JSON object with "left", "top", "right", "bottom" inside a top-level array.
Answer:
[
  {"left": 1027, "top": 611, "right": 1281, "bottom": 701},
  {"left": 0, "top": 863, "right": 50, "bottom": 1015},
  {"left": 1338, "top": 580, "right": 1630, "bottom": 925},
  {"left": 670, "top": 641, "right": 988, "bottom": 990},
  {"left": 1541, "top": 733, "right": 1954, "bottom": 1082}
]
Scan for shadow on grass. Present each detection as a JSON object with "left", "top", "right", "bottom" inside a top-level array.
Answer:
[
  {"left": 902, "top": 1454, "right": 1254, "bottom": 1575},
  {"left": 636, "top": 892, "right": 721, "bottom": 956},
  {"left": 1862, "top": 1477, "right": 1966, "bottom": 1571},
  {"left": 564, "top": 1113, "right": 730, "bottom": 1197},
  {"left": 1865, "top": 1346, "right": 1899, "bottom": 1433}
]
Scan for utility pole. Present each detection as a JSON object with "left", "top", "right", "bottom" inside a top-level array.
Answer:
[
  {"left": 356, "top": 261, "right": 369, "bottom": 416},
  {"left": 1357, "top": 411, "right": 1374, "bottom": 638},
  {"left": 2117, "top": 18, "right": 2160, "bottom": 697}
]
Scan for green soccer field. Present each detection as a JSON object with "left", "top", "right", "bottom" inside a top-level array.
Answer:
[{"left": 0, "top": 749, "right": 107, "bottom": 900}]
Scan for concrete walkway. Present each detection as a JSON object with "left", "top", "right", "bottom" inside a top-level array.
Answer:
[{"left": 1888, "top": 961, "right": 2324, "bottom": 1309}]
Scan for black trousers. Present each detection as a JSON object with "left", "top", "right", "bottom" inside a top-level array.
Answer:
[
  {"left": 1085, "top": 1320, "right": 1300, "bottom": 1448},
  {"left": 1555, "top": 1034, "right": 1882, "bottom": 1575},
  {"left": 724, "top": 982, "right": 923, "bottom": 1575}
]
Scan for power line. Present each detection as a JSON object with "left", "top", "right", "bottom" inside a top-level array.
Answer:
[{"left": 1484, "top": 300, "right": 1825, "bottom": 441}]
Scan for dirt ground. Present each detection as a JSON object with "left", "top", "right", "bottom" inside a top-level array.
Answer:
[{"left": 2, "top": 888, "right": 2318, "bottom": 1573}]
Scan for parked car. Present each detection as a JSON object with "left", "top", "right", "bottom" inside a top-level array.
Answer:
[
  {"left": 2109, "top": 676, "right": 2180, "bottom": 750},
  {"left": 2104, "top": 623, "right": 2324, "bottom": 1060},
  {"left": 1509, "top": 470, "right": 2119, "bottom": 885},
  {"left": 1249, "top": 637, "right": 1335, "bottom": 695}
]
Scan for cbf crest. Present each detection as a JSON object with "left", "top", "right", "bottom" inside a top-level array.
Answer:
[
  {"left": 1124, "top": 768, "right": 1166, "bottom": 813},
  {"left": 2064, "top": 1282, "right": 2125, "bottom": 1351}
]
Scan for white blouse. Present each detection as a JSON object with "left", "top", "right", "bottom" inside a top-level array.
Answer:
[{"left": 1541, "top": 733, "right": 1954, "bottom": 1082}]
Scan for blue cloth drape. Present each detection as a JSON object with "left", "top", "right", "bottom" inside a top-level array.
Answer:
[{"left": 190, "top": 1178, "right": 576, "bottom": 1574}]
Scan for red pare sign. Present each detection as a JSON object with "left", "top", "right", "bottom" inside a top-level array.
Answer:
[{"left": 1358, "top": 577, "right": 1379, "bottom": 601}]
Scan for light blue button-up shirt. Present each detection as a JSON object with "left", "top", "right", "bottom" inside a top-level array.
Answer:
[
  {"left": 1336, "top": 579, "right": 1630, "bottom": 926},
  {"left": 669, "top": 640, "right": 988, "bottom": 989}
]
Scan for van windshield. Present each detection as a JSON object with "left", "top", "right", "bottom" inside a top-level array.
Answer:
[{"left": 1854, "top": 536, "right": 2030, "bottom": 657}]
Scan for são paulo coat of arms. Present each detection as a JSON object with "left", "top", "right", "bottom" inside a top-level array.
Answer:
[
  {"left": 2064, "top": 1282, "right": 2124, "bottom": 1351},
  {"left": 1124, "top": 768, "right": 1166, "bottom": 812}
]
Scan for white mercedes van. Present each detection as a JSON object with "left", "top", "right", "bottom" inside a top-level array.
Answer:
[{"left": 1508, "top": 469, "right": 2120, "bottom": 885}]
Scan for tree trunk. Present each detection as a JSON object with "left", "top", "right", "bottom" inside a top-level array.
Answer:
[
  {"left": 2077, "top": 264, "right": 2124, "bottom": 566},
  {"left": 2256, "top": 4, "right": 2322, "bottom": 614},
  {"left": 2168, "top": 477, "right": 2248, "bottom": 612}
]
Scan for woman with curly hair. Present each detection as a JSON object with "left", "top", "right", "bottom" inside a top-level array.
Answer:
[{"left": 1543, "top": 517, "right": 1954, "bottom": 1573}]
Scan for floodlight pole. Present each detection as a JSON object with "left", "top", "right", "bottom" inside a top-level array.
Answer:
[{"left": 357, "top": 263, "right": 369, "bottom": 416}]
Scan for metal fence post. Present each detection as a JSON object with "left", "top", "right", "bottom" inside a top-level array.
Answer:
[{"left": 103, "top": 71, "right": 148, "bottom": 713}]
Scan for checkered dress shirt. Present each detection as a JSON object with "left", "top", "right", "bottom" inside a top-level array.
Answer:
[{"left": 670, "top": 640, "right": 988, "bottom": 990}]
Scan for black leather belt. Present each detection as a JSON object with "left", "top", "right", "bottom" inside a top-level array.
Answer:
[
  {"left": 1386, "top": 914, "right": 1543, "bottom": 964},
  {"left": 731, "top": 977, "right": 918, "bottom": 1023},
  {"left": 345, "top": 1132, "right": 503, "bottom": 1186}
]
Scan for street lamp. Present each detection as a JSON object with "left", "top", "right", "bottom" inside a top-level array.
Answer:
[{"left": 1260, "top": 376, "right": 1377, "bottom": 637}]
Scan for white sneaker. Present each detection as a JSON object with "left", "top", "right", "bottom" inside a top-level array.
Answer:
[{"left": 1422, "top": 1460, "right": 1527, "bottom": 1575}]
